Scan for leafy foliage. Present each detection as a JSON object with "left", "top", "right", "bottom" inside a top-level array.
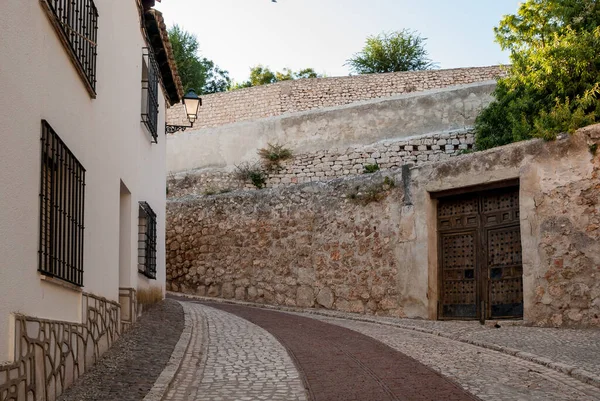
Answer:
[
  {"left": 230, "top": 65, "right": 322, "bottom": 89},
  {"left": 168, "top": 25, "right": 231, "bottom": 94},
  {"left": 363, "top": 163, "right": 380, "bottom": 174},
  {"left": 258, "top": 143, "right": 293, "bottom": 171},
  {"left": 475, "top": 0, "right": 600, "bottom": 150},
  {"left": 346, "top": 30, "right": 436, "bottom": 74}
]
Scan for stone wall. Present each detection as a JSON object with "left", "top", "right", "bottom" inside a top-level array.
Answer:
[
  {"left": 167, "top": 173, "right": 414, "bottom": 318},
  {"left": 167, "top": 66, "right": 503, "bottom": 129},
  {"left": 519, "top": 126, "right": 600, "bottom": 327},
  {"left": 167, "top": 81, "right": 495, "bottom": 174},
  {"left": 166, "top": 125, "right": 600, "bottom": 327},
  {"left": 167, "top": 129, "right": 475, "bottom": 197},
  {"left": 0, "top": 293, "right": 121, "bottom": 401}
]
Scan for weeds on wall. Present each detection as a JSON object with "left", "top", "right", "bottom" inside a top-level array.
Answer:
[
  {"left": 258, "top": 143, "right": 293, "bottom": 171},
  {"left": 589, "top": 143, "right": 598, "bottom": 156},
  {"left": 203, "top": 187, "right": 233, "bottom": 196},
  {"left": 363, "top": 163, "right": 380, "bottom": 174},
  {"left": 457, "top": 148, "right": 474, "bottom": 155},
  {"left": 235, "top": 162, "right": 268, "bottom": 189},
  {"left": 137, "top": 287, "right": 163, "bottom": 307},
  {"left": 166, "top": 172, "right": 176, "bottom": 196},
  {"left": 347, "top": 176, "right": 395, "bottom": 205}
]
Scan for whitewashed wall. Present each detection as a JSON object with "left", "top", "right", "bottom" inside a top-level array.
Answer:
[{"left": 0, "top": 0, "right": 166, "bottom": 362}]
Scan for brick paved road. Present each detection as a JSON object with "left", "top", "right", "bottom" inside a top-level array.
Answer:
[
  {"left": 209, "top": 302, "right": 480, "bottom": 401},
  {"left": 336, "top": 315, "right": 600, "bottom": 378},
  {"left": 310, "top": 314, "right": 600, "bottom": 401}
]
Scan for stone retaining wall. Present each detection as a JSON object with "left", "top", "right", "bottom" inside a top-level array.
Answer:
[
  {"left": 167, "top": 81, "right": 495, "bottom": 176},
  {"left": 167, "top": 130, "right": 475, "bottom": 197},
  {"left": 167, "top": 66, "right": 503, "bottom": 129},
  {"left": 166, "top": 125, "right": 600, "bottom": 328},
  {"left": 167, "top": 173, "right": 412, "bottom": 318}
]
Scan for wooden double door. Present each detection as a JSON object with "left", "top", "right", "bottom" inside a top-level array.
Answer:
[{"left": 437, "top": 185, "right": 523, "bottom": 321}]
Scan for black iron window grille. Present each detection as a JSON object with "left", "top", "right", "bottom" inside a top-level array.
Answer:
[
  {"left": 39, "top": 120, "right": 86, "bottom": 286},
  {"left": 141, "top": 48, "right": 160, "bottom": 143},
  {"left": 138, "top": 202, "right": 157, "bottom": 279},
  {"left": 41, "top": 0, "right": 99, "bottom": 96}
]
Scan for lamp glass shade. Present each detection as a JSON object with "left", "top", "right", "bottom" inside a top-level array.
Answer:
[{"left": 182, "top": 89, "right": 201, "bottom": 123}]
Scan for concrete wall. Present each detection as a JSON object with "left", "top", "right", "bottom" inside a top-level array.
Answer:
[
  {"left": 0, "top": 0, "right": 166, "bottom": 363},
  {"left": 166, "top": 125, "right": 600, "bottom": 328},
  {"left": 167, "top": 81, "right": 496, "bottom": 174},
  {"left": 167, "top": 66, "right": 503, "bottom": 129}
]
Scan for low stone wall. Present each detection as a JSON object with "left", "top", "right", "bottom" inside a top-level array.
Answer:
[
  {"left": 167, "top": 125, "right": 600, "bottom": 328},
  {"left": 0, "top": 293, "right": 121, "bottom": 401},
  {"left": 167, "top": 129, "right": 475, "bottom": 197},
  {"left": 167, "top": 66, "right": 503, "bottom": 129}
]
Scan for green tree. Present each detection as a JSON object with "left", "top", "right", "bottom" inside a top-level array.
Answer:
[
  {"left": 475, "top": 0, "right": 600, "bottom": 150},
  {"left": 230, "top": 65, "right": 322, "bottom": 89},
  {"left": 494, "top": 0, "right": 600, "bottom": 51},
  {"left": 346, "top": 30, "right": 436, "bottom": 74},
  {"left": 294, "top": 68, "right": 320, "bottom": 79},
  {"left": 168, "top": 25, "right": 231, "bottom": 94}
]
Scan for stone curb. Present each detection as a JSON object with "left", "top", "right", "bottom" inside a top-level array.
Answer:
[
  {"left": 143, "top": 302, "right": 194, "bottom": 401},
  {"left": 167, "top": 291, "right": 600, "bottom": 390}
]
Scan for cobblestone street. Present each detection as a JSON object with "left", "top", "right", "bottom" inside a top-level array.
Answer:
[
  {"left": 163, "top": 302, "right": 307, "bottom": 401},
  {"left": 58, "top": 300, "right": 185, "bottom": 401},
  {"left": 59, "top": 298, "right": 600, "bottom": 400},
  {"left": 164, "top": 298, "right": 600, "bottom": 401}
]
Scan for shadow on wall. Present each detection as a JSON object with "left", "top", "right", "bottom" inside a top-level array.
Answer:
[{"left": 166, "top": 124, "right": 600, "bottom": 328}]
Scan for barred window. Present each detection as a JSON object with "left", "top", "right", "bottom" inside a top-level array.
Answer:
[
  {"left": 39, "top": 120, "right": 86, "bottom": 286},
  {"left": 41, "top": 0, "right": 99, "bottom": 96},
  {"left": 141, "top": 48, "right": 160, "bottom": 143},
  {"left": 138, "top": 202, "right": 157, "bottom": 279}
]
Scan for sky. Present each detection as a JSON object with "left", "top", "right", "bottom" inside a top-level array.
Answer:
[{"left": 154, "top": 0, "right": 522, "bottom": 84}]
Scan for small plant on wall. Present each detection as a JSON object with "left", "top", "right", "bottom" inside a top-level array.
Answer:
[
  {"left": 347, "top": 176, "right": 395, "bottom": 205},
  {"left": 235, "top": 162, "right": 268, "bottom": 189},
  {"left": 258, "top": 143, "right": 293, "bottom": 171},
  {"left": 363, "top": 163, "right": 380, "bottom": 174}
]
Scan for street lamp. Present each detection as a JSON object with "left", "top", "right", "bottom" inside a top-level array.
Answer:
[{"left": 166, "top": 89, "right": 202, "bottom": 134}]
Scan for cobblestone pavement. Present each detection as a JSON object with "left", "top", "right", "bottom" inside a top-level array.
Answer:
[
  {"left": 342, "top": 316, "right": 600, "bottom": 378},
  {"left": 308, "top": 314, "right": 600, "bottom": 401},
  {"left": 209, "top": 302, "right": 481, "bottom": 401},
  {"left": 169, "top": 293, "right": 600, "bottom": 384},
  {"left": 58, "top": 300, "right": 184, "bottom": 401},
  {"left": 165, "top": 302, "right": 307, "bottom": 401}
]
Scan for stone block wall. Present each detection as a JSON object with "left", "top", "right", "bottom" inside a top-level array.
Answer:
[
  {"left": 167, "top": 130, "right": 475, "bottom": 197},
  {"left": 167, "top": 66, "right": 503, "bottom": 129},
  {"left": 167, "top": 125, "right": 600, "bottom": 328},
  {"left": 269, "top": 130, "right": 474, "bottom": 186},
  {"left": 167, "top": 81, "right": 495, "bottom": 175}
]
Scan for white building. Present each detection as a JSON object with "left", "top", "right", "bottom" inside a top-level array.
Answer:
[{"left": 0, "top": 1, "right": 182, "bottom": 399}]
